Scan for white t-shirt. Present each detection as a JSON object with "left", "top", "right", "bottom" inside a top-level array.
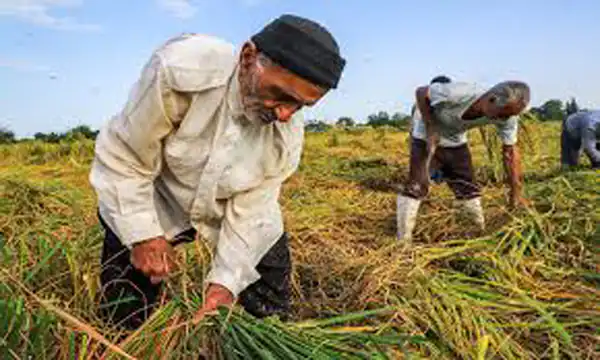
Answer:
[{"left": 411, "top": 81, "right": 519, "bottom": 147}]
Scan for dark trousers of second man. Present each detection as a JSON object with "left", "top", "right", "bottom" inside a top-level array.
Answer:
[
  {"left": 97, "top": 214, "right": 292, "bottom": 330},
  {"left": 403, "top": 138, "right": 481, "bottom": 200}
]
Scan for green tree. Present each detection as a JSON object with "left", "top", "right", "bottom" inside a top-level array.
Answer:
[
  {"left": 0, "top": 127, "right": 16, "bottom": 144},
  {"left": 539, "top": 99, "right": 564, "bottom": 121},
  {"left": 34, "top": 132, "right": 62, "bottom": 143},
  {"left": 389, "top": 112, "right": 411, "bottom": 130},
  {"left": 336, "top": 116, "right": 355, "bottom": 127},
  {"left": 391, "top": 112, "right": 410, "bottom": 123},
  {"left": 366, "top": 111, "right": 391, "bottom": 127},
  {"left": 69, "top": 125, "right": 99, "bottom": 139},
  {"left": 31, "top": 124, "right": 99, "bottom": 143},
  {"left": 564, "top": 97, "right": 580, "bottom": 117},
  {"left": 366, "top": 111, "right": 409, "bottom": 129},
  {"left": 305, "top": 119, "right": 331, "bottom": 132}
]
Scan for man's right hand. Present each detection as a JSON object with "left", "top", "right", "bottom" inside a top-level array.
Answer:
[{"left": 130, "top": 237, "right": 176, "bottom": 284}]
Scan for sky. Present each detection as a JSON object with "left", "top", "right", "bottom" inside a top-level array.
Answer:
[{"left": 1, "top": 0, "right": 599, "bottom": 137}]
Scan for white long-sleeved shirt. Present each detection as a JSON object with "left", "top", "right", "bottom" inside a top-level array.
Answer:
[{"left": 89, "top": 33, "right": 305, "bottom": 297}]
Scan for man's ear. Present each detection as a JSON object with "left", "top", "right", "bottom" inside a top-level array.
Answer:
[{"left": 240, "top": 41, "right": 258, "bottom": 71}]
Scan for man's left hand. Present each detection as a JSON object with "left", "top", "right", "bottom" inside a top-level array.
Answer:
[{"left": 193, "top": 283, "right": 234, "bottom": 324}]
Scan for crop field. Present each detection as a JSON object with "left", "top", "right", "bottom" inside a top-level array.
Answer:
[{"left": 1, "top": 120, "right": 599, "bottom": 359}]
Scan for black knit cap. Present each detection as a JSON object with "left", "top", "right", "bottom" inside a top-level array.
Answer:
[
  {"left": 430, "top": 75, "right": 452, "bottom": 84},
  {"left": 251, "top": 14, "right": 346, "bottom": 89}
]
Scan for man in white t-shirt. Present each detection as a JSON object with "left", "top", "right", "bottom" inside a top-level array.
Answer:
[{"left": 397, "top": 78, "right": 531, "bottom": 242}]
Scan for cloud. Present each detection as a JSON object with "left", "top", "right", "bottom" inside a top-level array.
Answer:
[
  {"left": 0, "top": 0, "right": 100, "bottom": 31},
  {"left": 0, "top": 57, "right": 60, "bottom": 80},
  {"left": 0, "top": 57, "right": 50, "bottom": 72},
  {"left": 155, "top": 0, "right": 268, "bottom": 19},
  {"left": 156, "top": 0, "right": 197, "bottom": 19},
  {"left": 240, "top": 0, "right": 265, "bottom": 6}
]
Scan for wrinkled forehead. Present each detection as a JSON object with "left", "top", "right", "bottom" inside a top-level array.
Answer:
[{"left": 266, "top": 63, "right": 327, "bottom": 103}]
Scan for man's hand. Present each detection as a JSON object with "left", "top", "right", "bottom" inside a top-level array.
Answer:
[
  {"left": 130, "top": 237, "right": 176, "bottom": 284},
  {"left": 193, "top": 283, "right": 234, "bottom": 324}
]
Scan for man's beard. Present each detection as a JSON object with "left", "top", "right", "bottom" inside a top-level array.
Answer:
[{"left": 241, "top": 69, "right": 278, "bottom": 124}]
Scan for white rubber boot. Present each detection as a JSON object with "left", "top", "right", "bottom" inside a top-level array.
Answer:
[
  {"left": 457, "top": 197, "right": 485, "bottom": 230},
  {"left": 396, "top": 195, "right": 421, "bottom": 242}
]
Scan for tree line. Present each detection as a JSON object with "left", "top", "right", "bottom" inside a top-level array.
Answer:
[
  {"left": 0, "top": 97, "right": 589, "bottom": 144},
  {"left": 306, "top": 97, "right": 587, "bottom": 132},
  {"left": 306, "top": 111, "right": 412, "bottom": 132},
  {"left": 530, "top": 97, "right": 583, "bottom": 121},
  {"left": 0, "top": 125, "right": 99, "bottom": 144}
]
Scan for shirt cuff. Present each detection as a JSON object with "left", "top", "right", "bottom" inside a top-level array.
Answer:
[
  {"left": 113, "top": 211, "right": 165, "bottom": 249},
  {"left": 205, "top": 243, "right": 262, "bottom": 297},
  {"left": 501, "top": 138, "right": 518, "bottom": 146}
]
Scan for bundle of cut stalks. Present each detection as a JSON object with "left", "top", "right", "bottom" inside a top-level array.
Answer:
[{"left": 106, "top": 303, "right": 424, "bottom": 359}]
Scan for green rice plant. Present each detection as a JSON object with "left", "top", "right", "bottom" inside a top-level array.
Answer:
[
  {"left": 105, "top": 305, "right": 425, "bottom": 360},
  {"left": 0, "top": 297, "right": 58, "bottom": 360}
]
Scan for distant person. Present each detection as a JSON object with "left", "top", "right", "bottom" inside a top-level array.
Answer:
[
  {"left": 561, "top": 110, "right": 600, "bottom": 169},
  {"left": 89, "top": 14, "right": 346, "bottom": 330},
  {"left": 397, "top": 79, "right": 531, "bottom": 242}
]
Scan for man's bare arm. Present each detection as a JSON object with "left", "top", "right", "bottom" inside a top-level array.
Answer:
[
  {"left": 502, "top": 144, "right": 528, "bottom": 207},
  {"left": 415, "top": 86, "right": 437, "bottom": 144},
  {"left": 415, "top": 86, "right": 439, "bottom": 169}
]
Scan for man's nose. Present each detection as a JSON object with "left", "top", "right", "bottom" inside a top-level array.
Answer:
[{"left": 275, "top": 104, "right": 299, "bottom": 122}]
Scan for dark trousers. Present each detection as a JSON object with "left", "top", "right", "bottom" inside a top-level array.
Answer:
[
  {"left": 403, "top": 138, "right": 480, "bottom": 200},
  {"left": 561, "top": 123, "right": 582, "bottom": 167},
  {"left": 98, "top": 214, "right": 292, "bottom": 330}
]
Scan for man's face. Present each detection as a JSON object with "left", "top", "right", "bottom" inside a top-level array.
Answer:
[
  {"left": 470, "top": 81, "right": 529, "bottom": 119},
  {"left": 239, "top": 43, "right": 327, "bottom": 124},
  {"left": 481, "top": 96, "right": 527, "bottom": 119}
]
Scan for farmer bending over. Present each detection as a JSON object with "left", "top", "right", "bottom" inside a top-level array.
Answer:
[
  {"left": 89, "top": 14, "right": 346, "bottom": 330},
  {"left": 561, "top": 110, "right": 600, "bottom": 169},
  {"left": 397, "top": 78, "right": 531, "bottom": 242}
]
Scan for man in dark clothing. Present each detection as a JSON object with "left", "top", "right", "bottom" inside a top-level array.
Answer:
[{"left": 561, "top": 110, "right": 600, "bottom": 169}]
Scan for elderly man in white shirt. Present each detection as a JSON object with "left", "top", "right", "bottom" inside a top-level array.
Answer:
[
  {"left": 90, "top": 14, "right": 346, "bottom": 329},
  {"left": 397, "top": 78, "right": 530, "bottom": 242}
]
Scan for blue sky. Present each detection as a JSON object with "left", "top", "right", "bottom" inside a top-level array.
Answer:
[{"left": 1, "top": 0, "right": 599, "bottom": 137}]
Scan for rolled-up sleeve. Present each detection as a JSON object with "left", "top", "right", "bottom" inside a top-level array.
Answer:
[
  {"left": 428, "top": 83, "right": 449, "bottom": 107},
  {"left": 90, "top": 54, "right": 185, "bottom": 248},
  {"left": 411, "top": 107, "right": 427, "bottom": 140}
]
